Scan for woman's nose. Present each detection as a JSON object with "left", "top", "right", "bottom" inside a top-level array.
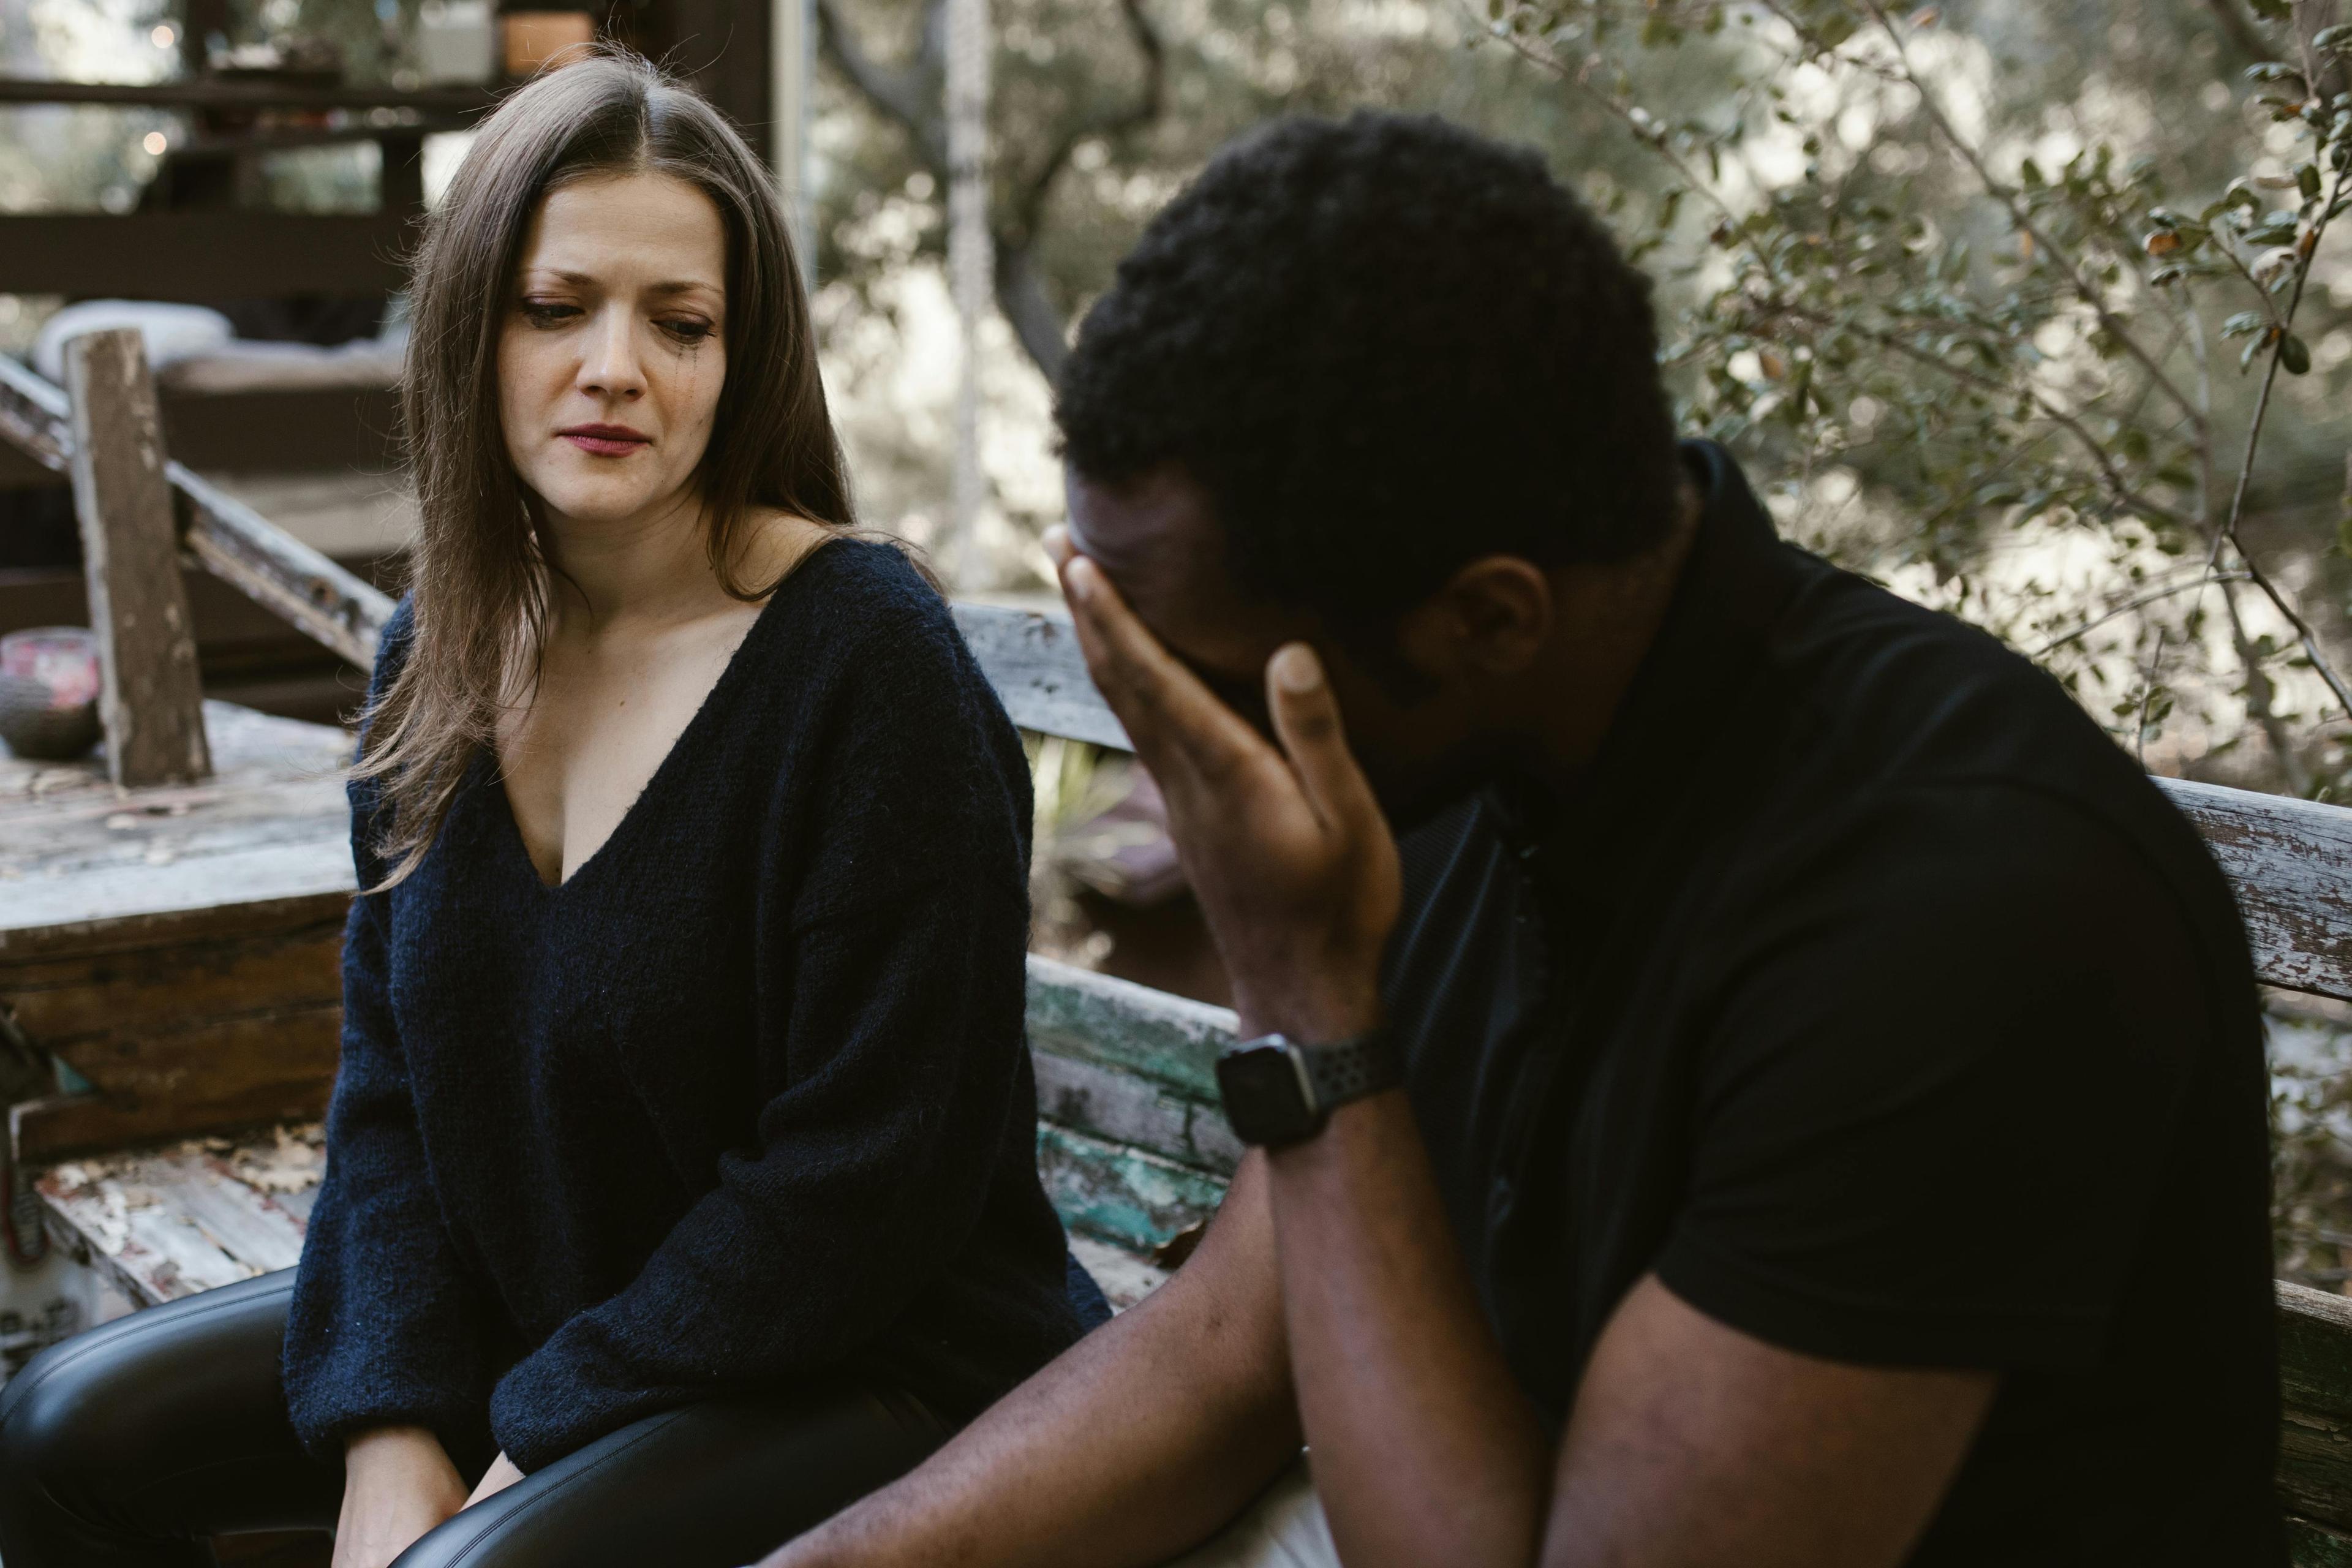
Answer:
[{"left": 578, "top": 308, "right": 646, "bottom": 400}]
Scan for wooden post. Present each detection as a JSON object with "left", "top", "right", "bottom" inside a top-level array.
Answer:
[{"left": 64, "top": 328, "right": 212, "bottom": 788}]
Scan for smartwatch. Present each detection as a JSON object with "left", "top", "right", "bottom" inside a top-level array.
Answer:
[{"left": 1215, "top": 1031, "right": 1403, "bottom": 1148}]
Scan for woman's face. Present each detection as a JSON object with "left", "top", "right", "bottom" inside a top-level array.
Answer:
[{"left": 498, "top": 169, "right": 729, "bottom": 535}]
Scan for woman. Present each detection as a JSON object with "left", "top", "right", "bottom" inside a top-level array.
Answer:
[{"left": 0, "top": 50, "right": 1103, "bottom": 1568}]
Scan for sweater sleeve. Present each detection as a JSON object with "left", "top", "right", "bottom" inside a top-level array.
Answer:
[
  {"left": 486, "top": 591, "right": 1042, "bottom": 1471},
  {"left": 282, "top": 604, "right": 493, "bottom": 1461}
]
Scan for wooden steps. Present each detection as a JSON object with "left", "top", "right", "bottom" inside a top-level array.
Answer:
[{"left": 2, "top": 701, "right": 353, "bottom": 1166}]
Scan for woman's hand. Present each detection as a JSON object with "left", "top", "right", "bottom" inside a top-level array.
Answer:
[
  {"left": 466, "top": 1452, "right": 526, "bottom": 1507},
  {"left": 334, "top": 1426, "right": 469, "bottom": 1568},
  {"left": 1053, "top": 540, "right": 1400, "bottom": 1044}
]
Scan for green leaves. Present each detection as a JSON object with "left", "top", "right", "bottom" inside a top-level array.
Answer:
[
  {"left": 1489, "top": 0, "right": 2350, "bottom": 793},
  {"left": 2244, "top": 212, "right": 2303, "bottom": 246}
]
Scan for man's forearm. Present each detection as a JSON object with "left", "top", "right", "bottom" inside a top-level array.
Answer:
[
  {"left": 765, "top": 1156, "right": 1300, "bottom": 1568},
  {"left": 1267, "top": 1091, "right": 1553, "bottom": 1568}
]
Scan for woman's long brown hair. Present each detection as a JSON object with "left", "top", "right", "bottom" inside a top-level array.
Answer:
[{"left": 356, "top": 48, "right": 851, "bottom": 888}]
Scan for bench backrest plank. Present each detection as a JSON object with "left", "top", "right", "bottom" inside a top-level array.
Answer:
[{"left": 951, "top": 606, "right": 2352, "bottom": 1006}]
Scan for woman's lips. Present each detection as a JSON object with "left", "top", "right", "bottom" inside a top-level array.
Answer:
[{"left": 558, "top": 426, "right": 650, "bottom": 456}]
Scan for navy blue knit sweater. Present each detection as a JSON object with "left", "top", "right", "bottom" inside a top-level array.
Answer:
[{"left": 283, "top": 539, "right": 1102, "bottom": 1472}]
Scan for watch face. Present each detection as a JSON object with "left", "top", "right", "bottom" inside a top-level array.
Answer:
[{"left": 1216, "top": 1041, "right": 1320, "bottom": 1147}]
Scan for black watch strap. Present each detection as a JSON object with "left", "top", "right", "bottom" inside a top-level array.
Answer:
[{"left": 1298, "top": 1032, "right": 1403, "bottom": 1112}]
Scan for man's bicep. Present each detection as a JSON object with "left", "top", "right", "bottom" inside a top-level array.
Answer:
[
  {"left": 1544, "top": 1275, "right": 1996, "bottom": 1568},
  {"left": 1660, "top": 786, "right": 2207, "bottom": 1370}
]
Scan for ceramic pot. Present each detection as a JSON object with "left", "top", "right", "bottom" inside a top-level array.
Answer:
[{"left": 0, "top": 627, "right": 103, "bottom": 762}]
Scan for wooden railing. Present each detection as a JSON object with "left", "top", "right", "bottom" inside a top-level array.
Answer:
[{"left": 0, "top": 350, "right": 391, "bottom": 672}]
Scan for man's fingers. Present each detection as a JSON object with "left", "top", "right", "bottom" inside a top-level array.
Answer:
[
  {"left": 1265, "top": 643, "right": 1382, "bottom": 838},
  {"left": 1060, "top": 556, "right": 1263, "bottom": 780}
]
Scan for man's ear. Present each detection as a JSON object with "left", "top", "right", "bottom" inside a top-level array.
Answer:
[{"left": 1396, "top": 556, "right": 1555, "bottom": 681}]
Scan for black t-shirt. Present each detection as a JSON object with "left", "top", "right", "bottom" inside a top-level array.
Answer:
[{"left": 1389, "top": 443, "right": 2281, "bottom": 1564}]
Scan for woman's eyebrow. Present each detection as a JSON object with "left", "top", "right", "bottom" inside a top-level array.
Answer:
[{"left": 522, "top": 270, "right": 720, "bottom": 296}]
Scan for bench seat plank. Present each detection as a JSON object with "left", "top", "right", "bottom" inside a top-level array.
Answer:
[
  {"left": 31, "top": 1123, "right": 1176, "bottom": 1317},
  {"left": 1035, "top": 1123, "right": 1229, "bottom": 1256}
]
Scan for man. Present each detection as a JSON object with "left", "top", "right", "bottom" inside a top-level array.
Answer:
[{"left": 767, "top": 112, "right": 2280, "bottom": 1567}]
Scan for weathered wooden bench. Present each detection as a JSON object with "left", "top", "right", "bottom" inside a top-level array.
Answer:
[{"left": 10, "top": 339, "right": 2352, "bottom": 1557}]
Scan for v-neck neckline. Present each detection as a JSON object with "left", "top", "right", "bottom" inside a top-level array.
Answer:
[{"left": 488, "top": 542, "right": 830, "bottom": 895}]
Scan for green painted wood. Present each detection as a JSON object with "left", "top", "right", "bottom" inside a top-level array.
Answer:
[
  {"left": 1033, "top": 1044, "right": 1243, "bottom": 1177},
  {"left": 2290, "top": 1513, "right": 2352, "bottom": 1568},
  {"left": 2283, "top": 1283, "right": 2352, "bottom": 1418},
  {"left": 1035, "top": 1122, "right": 1230, "bottom": 1254},
  {"left": 2282, "top": 1283, "right": 2352, "bottom": 1529},
  {"left": 1025, "top": 954, "right": 1234, "bottom": 1102}
]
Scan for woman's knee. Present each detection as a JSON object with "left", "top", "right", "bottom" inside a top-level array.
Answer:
[
  {"left": 388, "top": 1387, "right": 944, "bottom": 1568},
  {"left": 0, "top": 1272, "right": 300, "bottom": 1495},
  {"left": 1, "top": 1313, "right": 158, "bottom": 1493}
]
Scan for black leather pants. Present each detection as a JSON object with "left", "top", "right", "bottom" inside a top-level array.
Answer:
[{"left": 0, "top": 1270, "right": 950, "bottom": 1568}]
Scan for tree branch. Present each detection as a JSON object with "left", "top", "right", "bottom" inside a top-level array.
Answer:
[
  {"left": 1853, "top": 0, "right": 2209, "bottom": 438},
  {"left": 994, "top": 243, "right": 1076, "bottom": 382},
  {"left": 1763, "top": 300, "right": 2199, "bottom": 533},
  {"left": 818, "top": 0, "right": 1168, "bottom": 382},
  {"left": 2220, "top": 575, "right": 2315, "bottom": 791},
  {"left": 816, "top": 0, "right": 947, "bottom": 169},
  {"left": 1008, "top": 0, "right": 1166, "bottom": 246},
  {"left": 2299, "top": 0, "right": 2348, "bottom": 103},
  {"left": 2032, "top": 569, "right": 2251, "bottom": 655},
  {"left": 2204, "top": 0, "right": 2274, "bottom": 62}
]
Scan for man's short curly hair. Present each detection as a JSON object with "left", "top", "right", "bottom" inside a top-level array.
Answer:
[{"left": 1056, "top": 111, "right": 1683, "bottom": 632}]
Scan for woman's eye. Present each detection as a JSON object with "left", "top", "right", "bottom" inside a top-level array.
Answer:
[
  {"left": 519, "top": 300, "right": 581, "bottom": 327},
  {"left": 658, "top": 318, "right": 717, "bottom": 344}
]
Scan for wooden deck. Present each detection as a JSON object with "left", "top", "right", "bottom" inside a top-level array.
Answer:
[
  {"left": 2, "top": 702, "right": 354, "bottom": 1163},
  {"left": 2, "top": 700, "right": 352, "bottom": 940}
]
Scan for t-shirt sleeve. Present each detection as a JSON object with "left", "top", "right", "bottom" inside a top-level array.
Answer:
[{"left": 1651, "top": 782, "right": 2214, "bottom": 1372}]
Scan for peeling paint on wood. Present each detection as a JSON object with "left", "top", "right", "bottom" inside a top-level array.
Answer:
[
  {"left": 66, "top": 329, "right": 211, "bottom": 790},
  {"left": 1025, "top": 954, "right": 1234, "bottom": 1101},
  {"left": 2278, "top": 1283, "right": 2352, "bottom": 1534},
  {"left": 1034, "top": 1123, "right": 1229, "bottom": 1254},
  {"left": 2160, "top": 780, "right": 2352, "bottom": 1002},
  {"left": 33, "top": 1130, "right": 315, "bottom": 1306},
  {"left": 2289, "top": 1515, "right": 2352, "bottom": 1568},
  {"left": 1033, "top": 1042, "right": 1240, "bottom": 1177},
  {"left": 1, "top": 701, "right": 353, "bottom": 959},
  {"left": 954, "top": 604, "right": 1130, "bottom": 750}
]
